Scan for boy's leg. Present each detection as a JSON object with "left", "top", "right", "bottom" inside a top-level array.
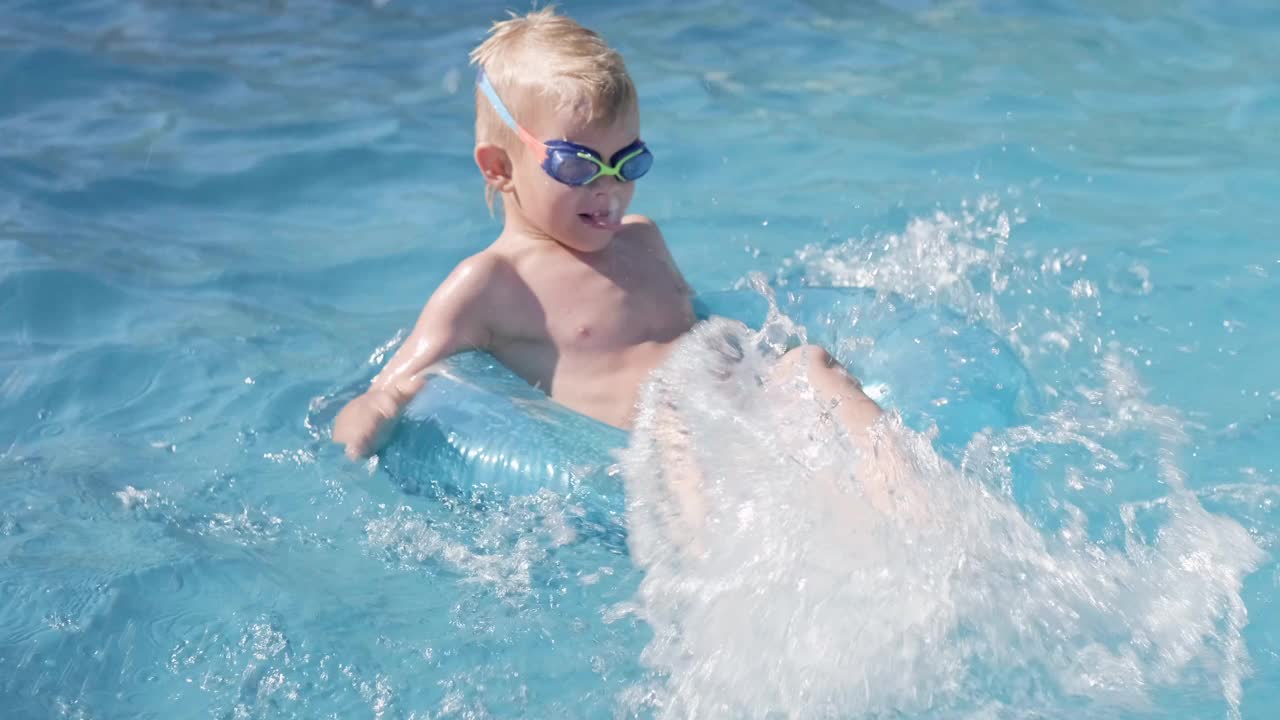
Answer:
[
  {"left": 651, "top": 399, "right": 708, "bottom": 554},
  {"left": 774, "top": 344, "right": 919, "bottom": 516},
  {"left": 647, "top": 341, "right": 922, "bottom": 553},
  {"left": 773, "top": 344, "right": 883, "bottom": 437}
]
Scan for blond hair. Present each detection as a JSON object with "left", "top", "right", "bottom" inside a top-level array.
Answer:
[{"left": 469, "top": 7, "right": 637, "bottom": 209}]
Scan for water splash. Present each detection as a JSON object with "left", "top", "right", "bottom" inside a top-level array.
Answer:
[
  {"left": 778, "top": 196, "right": 1101, "bottom": 371},
  {"left": 622, "top": 324, "right": 1261, "bottom": 718},
  {"left": 621, "top": 204, "right": 1264, "bottom": 718},
  {"left": 779, "top": 196, "right": 1021, "bottom": 331}
]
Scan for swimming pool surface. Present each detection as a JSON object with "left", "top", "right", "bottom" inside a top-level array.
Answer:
[{"left": 2, "top": 1, "right": 1278, "bottom": 717}]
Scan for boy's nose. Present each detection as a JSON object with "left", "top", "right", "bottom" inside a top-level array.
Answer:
[
  {"left": 589, "top": 179, "right": 627, "bottom": 201},
  {"left": 589, "top": 182, "right": 624, "bottom": 215}
]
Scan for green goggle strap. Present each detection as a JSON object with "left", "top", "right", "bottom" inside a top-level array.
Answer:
[{"left": 577, "top": 146, "right": 647, "bottom": 182}]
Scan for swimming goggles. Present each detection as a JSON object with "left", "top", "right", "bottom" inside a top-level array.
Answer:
[{"left": 477, "top": 70, "right": 654, "bottom": 187}]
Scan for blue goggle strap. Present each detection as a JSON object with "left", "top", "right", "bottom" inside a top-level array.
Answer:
[{"left": 476, "top": 70, "right": 518, "bottom": 131}]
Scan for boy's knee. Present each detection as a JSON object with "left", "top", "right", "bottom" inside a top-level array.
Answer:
[
  {"left": 782, "top": 344, "right": 836, "bottom": 372},
  {"left": 780, "top": 344, "right": 868, "bottom": 393}
]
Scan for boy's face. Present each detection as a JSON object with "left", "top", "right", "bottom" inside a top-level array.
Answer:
[{"left": 509, "top": 104, "right": 641, "bottom": 253}]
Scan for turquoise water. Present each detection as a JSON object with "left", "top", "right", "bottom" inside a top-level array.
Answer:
[{"left": 3, "top": 0, "right": 1278, "bottom": 717}]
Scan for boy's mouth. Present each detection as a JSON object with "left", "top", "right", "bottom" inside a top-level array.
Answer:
[
  {"left": 579, "top": 195, "right": 623, "bottom": 230},
  {"left": 578, "top": 209, "right": 621, "bottom": 230}
]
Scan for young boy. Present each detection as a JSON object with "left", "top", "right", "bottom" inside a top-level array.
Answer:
[{"left": 332, "top": 8, "right": 883, "bottom": 476}]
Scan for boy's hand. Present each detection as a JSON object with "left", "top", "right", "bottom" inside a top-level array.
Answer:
[{"left": 332, "top": 376, "right": 424, "bottom": 459}]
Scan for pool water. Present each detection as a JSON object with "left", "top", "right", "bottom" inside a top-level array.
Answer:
[{"left": 2, "top": 0, "right": 1278, "bottom": 717}]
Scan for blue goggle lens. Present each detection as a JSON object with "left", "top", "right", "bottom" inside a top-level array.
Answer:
[
  {"left": 548, "top": 152, "right": 602, "bottom": 185},
  {"left": 618, "top": 149, "right": 653, "bottom": 181}
]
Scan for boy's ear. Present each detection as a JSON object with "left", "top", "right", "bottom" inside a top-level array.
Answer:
[{"left": 475, "top": 143, "right": 514, "bottom": 193}]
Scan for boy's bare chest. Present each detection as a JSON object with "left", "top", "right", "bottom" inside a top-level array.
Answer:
[{"left": 511, "top": 251, "right": 693, "bottom": 350}]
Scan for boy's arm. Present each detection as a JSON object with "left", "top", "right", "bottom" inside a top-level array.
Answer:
[{"left": 333, "top": 256, "right": 499, "bottom": 459}]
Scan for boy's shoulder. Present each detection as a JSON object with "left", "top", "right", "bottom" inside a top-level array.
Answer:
[
  {"left": 620, "top": 213, "right": 660, "bottom": 234},
  {"left": 445, "top": 247, "right": 515, "bottom": 288},
  {"left": 618, "top": 214, "right": 667, "bottom": 247},
  {"left": 429, "top": 247, "right": 522, "bottom": 315}
]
